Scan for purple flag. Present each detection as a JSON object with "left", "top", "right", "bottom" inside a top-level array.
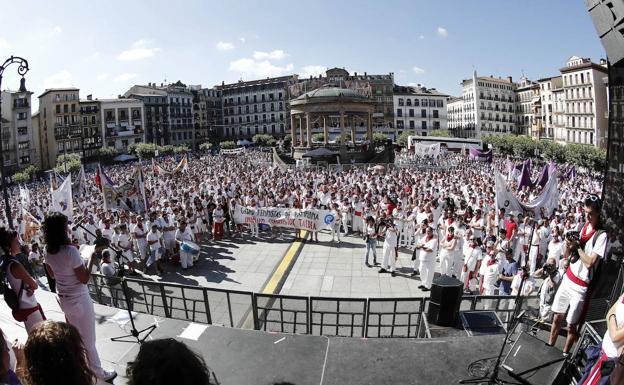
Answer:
[
  {"left": 535, "top": 165, "right": 549, "bottom": 188},
  {"left": 517, "top": 160, "right": 532, "bottom": 191},
  {"left": 469, "top": 148, "right": 493, "bottom": 162}
]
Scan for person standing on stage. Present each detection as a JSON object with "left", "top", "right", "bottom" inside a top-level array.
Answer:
[
  {"left": 438, "top": 226, "right": 457, "bottom": 277},
  {"left": 548, "top": 194, "right": 607, "bottom": 355},
  {"left": 42, "top": 212, "right": 117, "bottom": 382}
]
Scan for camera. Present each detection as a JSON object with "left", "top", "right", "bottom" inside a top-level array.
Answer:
[
  {"left": 565, "top": 231, "right": 580, "bottom": 243},
  {"left": 543, "top": 263, "right": 557, "bottom": 277}
]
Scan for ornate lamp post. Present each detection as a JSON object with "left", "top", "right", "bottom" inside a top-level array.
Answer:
[{"left": 0, "top": 56, "right": 29, "bottom": 230}]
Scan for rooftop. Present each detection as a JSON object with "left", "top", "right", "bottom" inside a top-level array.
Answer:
[
  {"left": 38, "top": 87, "right": 79, "bottom": 98},
  {"left": 217, "top": 75, "right": 296, "bottom": 90},
  {"left": 394, "top": 85, "right": 449, "bottom": 97}
]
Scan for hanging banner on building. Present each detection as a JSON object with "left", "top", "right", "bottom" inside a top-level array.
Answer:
[
  {"left": 469, "top": 148, "right": 493, "bottom": 162},
  {"left": 413, "top": 142, "right": 441, "bottom": 158},
  {"left": 232, "top": 206, "right": 335, "bottom": 231}
]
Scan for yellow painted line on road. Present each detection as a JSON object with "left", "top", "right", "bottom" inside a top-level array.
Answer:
[{"left": 262, "top": 230, "right": 308, "bottom": 294}]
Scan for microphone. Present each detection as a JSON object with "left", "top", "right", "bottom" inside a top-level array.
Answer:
[{"left": 71, "top": 216, "right": 89, "bottom": 231}]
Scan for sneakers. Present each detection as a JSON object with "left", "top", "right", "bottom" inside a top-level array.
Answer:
[
  {"left": 378, "top": 268, "right": 388, "bottom": 274},
  {"left": 391, "top": 271, "right": 396, "bottom": 277},
  {"left": 101, "top": 370, "right": 117, "bottom": 383}
]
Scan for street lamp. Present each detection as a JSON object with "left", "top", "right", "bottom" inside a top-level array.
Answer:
[{"left": 0, "top": 56, "right": 29, "bottom": 230}]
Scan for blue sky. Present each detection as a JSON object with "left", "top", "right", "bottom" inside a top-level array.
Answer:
[{"left": 0, "top": 0, "right": 605, "bottom": 103}]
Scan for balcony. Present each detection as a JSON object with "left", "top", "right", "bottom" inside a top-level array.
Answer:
[
  {"left": 80, "top": 107, "right": 99, "bottom": 114},
  {"left": 13, "top": 100, "right": 29, "bottom": 109}
]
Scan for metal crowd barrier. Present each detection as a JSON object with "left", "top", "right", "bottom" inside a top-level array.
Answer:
[{"left": 87, "top": 274, "right": 539, "bottom": 338}]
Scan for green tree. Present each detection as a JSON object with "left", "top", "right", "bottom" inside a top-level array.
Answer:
[
  {"left": 430, "top": 129, "right": 453, "bottom": 138},
  {"left": 220, "top": 140, "right": 237, "bottom": 150},
  {"left": 12, "top": 171, "right": 30, "bottom": 184},
  {"left": 373, "top": 132, "right": 388, "bottom": 143},
  {"left": 134, "top": 143, "right": 159, "bottom": 159},
  {"left": 159, "top": 145, "right": 175, "bottom": 156},
  {"left": 311, "top": 133, "right": 325, "bottom": 142},
  {"left": 252, "top": 134, "right": 276, "bottom": 147},
  {"left": 199, "top": 142, "right": 213, "bottom": 152},
  {"left": 96, "top": 147, "right": 119, "bottom": 164},
  {"left": 127, "top": 143, "right": 138, "bottom": 155},
  {"left": 397, "top": 131, "right": 411, "bottom": 147},
  {"left": 283, "top": 134, "right": 292, "bottom": 149},
  {"left": 54, "top": 153, "right": 82, "bottom": 174},
  {"left": 173, "top": 145, "right": 190, "bottom": 154}
]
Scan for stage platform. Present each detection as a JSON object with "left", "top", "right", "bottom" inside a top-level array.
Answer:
[{"left": 0, "top": 291, "right": 557, "bottom": 385}]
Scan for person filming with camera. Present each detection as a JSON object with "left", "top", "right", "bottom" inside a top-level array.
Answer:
[
  {"left": 548, "top": 194, "right": 607, "bottom": 355},
  {"left": 533, "top": 256, "right": 562, "bottom": 322}
]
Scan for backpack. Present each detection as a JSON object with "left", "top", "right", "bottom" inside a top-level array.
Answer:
[{"left": 0, "top": 256, "right": 23, "bottom": 314}]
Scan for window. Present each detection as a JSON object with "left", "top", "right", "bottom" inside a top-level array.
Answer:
[
  {"left": 18, "top": 127, "right": 27, "bottom": 135},
  {"left": 421, "top": 109, "right": 426, "bottom": 118},
  {"left": 436, "top": 100, "right": 443, "bottom": 107},
  {"left": 414, "top": 99, "right": 419, "bottom": 107},
  {"left": 17, "top": 112, "right": 27, "bottom": 120},
  {"left": 396, "top": 109, "right": 402, "bottom": 117},
  {"left": 83, "top": 117, "right": 88, "bottom": 125},
  {"left": 408, "top": 109, "right": 414, "bottom": 117},
  {"left": 409, "top": 121, "right": 415, "bottom": 129},
  {"left": 63, "top": 104, "right": 68, "bottom": 113},
  {"left": 433, "top": 110, "right": 439, "bottom": 118},
  {"left": 422, "top": 99, "right": 428, "bottom": 107},
  {"left": 71, "top": 104, "right": 76, "bottom": 113},
  {"left": 18, "top": 141, "right": 29, "bottom": 150},
  {"left": 406, "top": 99, "right": 412, "bottom": 106},
  {"left": 421, "top": 121, "right": 427, "bottom": 130}
]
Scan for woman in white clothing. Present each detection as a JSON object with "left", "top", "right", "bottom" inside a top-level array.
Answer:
[
  {"left": 42, "top": 212, "right": 117, "bottom": 382},
  {"left": 0, "top": 227, "right": 45, "bottom": 333}
]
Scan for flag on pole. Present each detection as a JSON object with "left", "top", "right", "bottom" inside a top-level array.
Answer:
[
  {"left": 495, "top": 169, "right": 560, "bottom": 218},
  {"left": 51, "top": 174, "right": 74, "bottom": 221},
  {"left": 19, "top": 185, "right": 31, "bottom": 208},
  {"left": 495, "top": 171, "right": 523, "bottom": 216}
]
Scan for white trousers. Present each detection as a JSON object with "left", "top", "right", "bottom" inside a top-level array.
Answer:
[
  {"left": 59, "top": 293, "right": 107, "bottom": 379},
  {"left": 180, "top": 251, "right": 194, "bottom": 269},
  {"left": 452, "top": 251, "right": 463, "bottom": 277},
  {"left": 439, "top": 250, "right": 453, "bottom": 276},
  {"left": 419, "top": 259, "right": 436, "bottom": 289},
  {"left": 24, "top": 307, "right": 45, "bottom": 333},
  {"left": 382, "top": 245, "right": 396, "bottom": 272}
]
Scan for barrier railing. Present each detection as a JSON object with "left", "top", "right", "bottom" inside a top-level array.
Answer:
[{"left": 88, "top": 274, "right": 539, "bottom": 338}]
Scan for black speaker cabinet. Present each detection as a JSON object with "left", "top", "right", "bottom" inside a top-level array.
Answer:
[
  {"left": 502, "top": 332, "right": 566, "bottom": 385},
  {"left": 427, "top": 275, "right": 463, "bottom": 326}
]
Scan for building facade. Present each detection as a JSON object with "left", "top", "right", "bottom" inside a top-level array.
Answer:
[
  {"left": 516, "top": 76, "right": 540, "bottom": 137},
  {"left": 165, "top": 81, "right": 195, "bottom": 147},
  {"left": 559, "top": 56, "right": 608, "bottom": 147},
  {"left": 537, "top": 76, "right": 561, "bottom": 140},
  {"left": 99, "top": 98, "right": 145, "bottom": 153},
  {"left": 457, "top": 71, "right": 517, "bottom": 138},
  {"left": 217, "top": 75, "right": 295, "bottom": 139},
  {"left": 447, "top": 96, "right": 464, "bottom": 133},
  {"left": 38, "top": 88, "right": 82, "bottom": 170},
  {"left": 393, "top": 85, "right": 448, "bottom": 137},
  {"left": 1, "top": 82, "right": 39, "bottom": 173},
  {"left": 79, "top": 95, "right": 103, "bottom": 162},
  {"left": 190, "top": 86, "right": 222, "bottom": 144},
  {"left": 124, "top": 84, "right": 169, "bottom": 146}
]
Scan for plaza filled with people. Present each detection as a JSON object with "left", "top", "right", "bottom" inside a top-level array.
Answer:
[{"left": 0, "top": 148, "right": 619, "bottom": 384}]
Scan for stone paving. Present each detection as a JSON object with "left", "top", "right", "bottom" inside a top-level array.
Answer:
[{"left": 280, "top": 230, "right": 441, "bottom": 298}]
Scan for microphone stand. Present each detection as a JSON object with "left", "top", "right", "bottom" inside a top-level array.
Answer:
[
  {"left": 459, "top": 220, "right": 537, "bottom": 384},
  {"left": 74, "top": 221, "right": 157, "bottom": 344}
]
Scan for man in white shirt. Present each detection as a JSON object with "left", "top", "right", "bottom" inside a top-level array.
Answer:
[
  {"left": 416, "top": 227, "right": 438, "bottom": 291},
  {"left": 549, "top": 194, "right": 608, "bottom": 354},
  {"left": 116, "top": 224, "right": 137, "bottom": 274}
]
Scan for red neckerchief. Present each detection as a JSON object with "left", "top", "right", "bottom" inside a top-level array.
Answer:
[
  {"left": 447, "top": 218, "right": 453, "bottom": 226},
  {"left": 487, "top": 258, "right": 496, "bottom": 266},
  {"left": 579, "top": 222, "right": 596, "bottom": 248},
  {"left": 425, "top": 235, "right": 433, "bottom": 242},
  {"left": 446, "top": 233, "right": 453, "bottom": 242}
]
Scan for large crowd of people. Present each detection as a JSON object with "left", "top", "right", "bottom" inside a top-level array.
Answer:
[{"left": 0, "top": 149, "right": 622, "bottom": 384}]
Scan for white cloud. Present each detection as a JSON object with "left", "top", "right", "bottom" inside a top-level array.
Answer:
[
  {"left": 96, "top": 73, "right": 109, "bottom": 81},
  {"left": 253, "top": 50, "right": 287, "bottom": 60},
  {"left": 0, "top": 38, "right": 10, "bottom": 49},
  {"left": 43, "top": 70, "right": 73, "bottom": 89},
  {"left": 52, "top": 26, "right": 63, "bottom": 35},
  {"left": 412, "top": 66, "right": 425, "bottom": 75},
  {"left": 238, "top": 37, "right": 246, "bottom": 43},
  {"left": 84, "top": 52, "right": 101, "bottom": 62},
  {"left": 229, "top": 58, "right": 294, "bottom": 78},
  {"left": 437, "top": 27, "right": 448, "bottom": 38},
  {"left": 118, "top": 39, "right": 161, "bottom": 61},
  {"left": 216, "top": 41, "right": 235, "bottom": 51},
  {"left": 114, "top": 73, "right": 137, "bottom": 82},
  {"left": 299, "top": 65, "right": 327, "bottom": 78},
  {"left": 418, "top": 35, "right": 425, "bottom": 40}
]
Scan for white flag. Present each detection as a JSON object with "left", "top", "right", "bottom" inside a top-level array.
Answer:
[
  {"left": 494, "top": 171, "right": 523, "bottom": 216},
  {"left": 19, "top": 185, "right": 31, "bottom": 208},
  {"left": 523, "top": 170, "right": 560, "bottom": 218},
  {"left": 51, "top": 174, "right": 74, "bottom": 221}
]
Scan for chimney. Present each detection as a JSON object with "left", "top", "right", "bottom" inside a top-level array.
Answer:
[
  {"left": 87, "top": 94, "right": 92, "bottom": 101},
  {"left": 118, "top": 94, "right": 122, "bottom": 99},
  {"left": 507, "top": 76, "right": 513, "bottom": 83},
  {"left": 354, "top": 72, "right": 357, "bottom": 76},
  {"left": 600, "top": 58, "right": 607, "bottom": 65},
  {"left": 222, "top": 81, "right": 225, "bottom": 86},
  {"left": 364, "top": 72, "right": 367, "bottom": 77},
  {"left": 161, "top": 83, "right": 164, "bottom": 87}
]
